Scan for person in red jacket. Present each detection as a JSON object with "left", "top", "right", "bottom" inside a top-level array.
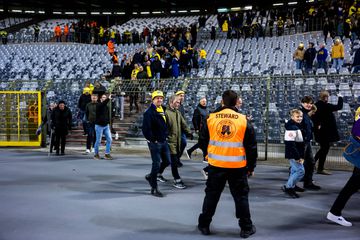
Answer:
[{"left": 63, "top": 24, "right": 69, "bottom": 42}]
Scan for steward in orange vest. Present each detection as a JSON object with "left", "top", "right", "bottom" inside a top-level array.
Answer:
[{"left": 198, "top": 90, "right": 257, "bottom": 238}]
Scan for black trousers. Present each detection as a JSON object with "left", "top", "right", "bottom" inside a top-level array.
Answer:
[
  {"left": 129, "top": 94, "right": 139, "bottom": 112},
  {"left": 86, "top": 123, "right": 96, "bottom": 150},
  {"left": 315, "top": 141, "right": 330, "bottom": 172},
  {"left": 303, "top": 142, "right": 315, "bottom": 185},
  {"left": 55, "top": 131, "right": 67, "bottom": 154},
  {"left": 187, "top": 141, "right": 207, "bottom": 160},
  {"left": 198, "top": 166, "right": 253, "bottom": 230},
  {"left": 330, "top": 167, "right": 360, "bottom": 216},
  {"left": 159, "top": 154, "right": 181, "bottom": 180}
]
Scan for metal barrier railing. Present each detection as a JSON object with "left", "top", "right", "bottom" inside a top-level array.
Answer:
[{"left": 1, "top": 75, "right": 359, "bottom": 168}]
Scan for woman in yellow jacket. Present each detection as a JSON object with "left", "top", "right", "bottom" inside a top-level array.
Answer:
[{"left": 331, "top": 39, "right": 345, "bottom": 72}]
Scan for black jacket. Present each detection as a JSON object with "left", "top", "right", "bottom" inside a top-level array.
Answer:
[
  {"left": 51, "top": 106, "right": 72, "bottom": 134},
  {"left": 142, "top": 104, "right": 168, "bottom": 143},
  {"left": 93, "top": 85, "right": 107, "bottom": 98},
  {"left": 95, "top": 99, "right": 110, "bottom": 126},
  {"left": 304, "top": 47, "right": 317, "bottom": 65},
  {"left": 353, "top": 48, "right": 360, "bottom": 67},
  {"left": 151, "top": 60, "right": 162, "bottom": 73},
  {"left": 192, "top": 104, "right": 209, "bottom": 131},
  {"left": 199, "top": 106, "right": 258, "bottom": 172},
  {"left": 299, "top": 106, "right": 313, "bottom": 143},
  {"left": 78, "top": 94, "right": 91, "bottom": 111},
  {"left": 312, "top": 97, "right": 343, "bottom": 143},
  {"left": 284, "top": 119, "right": 304, "bottom": 160}
]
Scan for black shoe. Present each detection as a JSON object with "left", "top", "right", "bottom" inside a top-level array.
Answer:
[
  {"left": 240, "top": 225, "right": 256, "bottom": 238},
  {"left": 177, "top": 160, "right": 183, "bottom": 168},
  {"left": 198, "top": 225, "right": 211, "bottom": 235},
  {"left": 56, "top": 152, "right": 59, "bottom": 156},
  {"left": 150, "top": 188, "right": 163, "bottom": 197},
  {"left": 156, "top": 175, "right": 167, "bottom": 183},
  {"left": 282, "top": 185, "right": 299, "bottom": 198},
  {"left": 294, "top": 185, "right": 305, "bottom": 192},
  {"left": 60, "top": 152, "right": 65, "bottom": 155},
  {"left": 304, "top": 183, "right": 321, "bottom": 191},
  {"left": 145, "top": 174, "right": 151, "bottom": 184}
]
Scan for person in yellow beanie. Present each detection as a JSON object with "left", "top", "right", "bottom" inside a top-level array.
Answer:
[
  {"left": 143, "top": 90, "right": 169, "bottom": 197},
  {"left": 293, "top": 43, "right": 305, "bottom": 69}
]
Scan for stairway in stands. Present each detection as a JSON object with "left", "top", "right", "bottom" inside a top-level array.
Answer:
[{"left": 67, "top": 102, "right": 144, "bottom": 148}]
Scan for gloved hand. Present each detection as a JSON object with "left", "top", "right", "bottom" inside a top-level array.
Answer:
[{"left": 35, "top": 127, "right": 42, "bottom": 136}]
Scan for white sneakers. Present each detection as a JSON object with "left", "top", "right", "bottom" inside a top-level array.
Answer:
[
  {"left": 327, "top": 212, "right": 352, "bottom": 227},
  {"left": 85, "top": 149, "right": 91, "bottom": 154}
]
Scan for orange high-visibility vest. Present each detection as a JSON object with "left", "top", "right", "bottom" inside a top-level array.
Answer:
[
  {"left": 207, "top": 108, "right": 247, "bottom": 168},
  {"left": 54, "top": 26, "right": 61, "bottom": 36},
  {"left": 64, "top": 25, "right": 69, "bottom": 35}
]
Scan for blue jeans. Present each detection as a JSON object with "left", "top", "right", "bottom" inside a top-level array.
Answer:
[
  {"left": 317, "top": 60, "right": 327, "bottom": 70},
  {"left": 94, "top": 124, "right": 112, "bottom": 155},
  {"left": 286, "top": 159, "right": 305, "bottom": 188},
  {"left": 295, "top": 59, "right": 303, "bottom": 69},
  {"left": 147, "top": 141, "right": 171, "bottom": 188},
  {"left": 333, "top": 58, "right": 343, "bottom": 71},
  {"left": 199, "top": 58, "right": 206, "bottom": 68}
]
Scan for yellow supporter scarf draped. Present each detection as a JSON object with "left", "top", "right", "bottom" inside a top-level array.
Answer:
[{"left": 156, "top": 106, "right": 166, "bottom": 122}]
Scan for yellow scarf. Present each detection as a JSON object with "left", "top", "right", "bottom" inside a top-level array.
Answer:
[{"left": 156, "top": 106, "right": 166, "bottom": 122}]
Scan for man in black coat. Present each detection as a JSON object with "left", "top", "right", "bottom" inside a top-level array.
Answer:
[
  {"left": 303, "top": 42, "right": 317, "bottom": 74},
  {"left": 312, "top": 90, "right": 343, "bottom": 175},
  {"left": 51, "top": 100, "right": 72, "bottom": 155},
  {"left": 78, "top": 89, "right": 91, "bottom": 135}
]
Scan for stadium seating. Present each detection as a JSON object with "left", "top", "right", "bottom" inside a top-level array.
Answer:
[{"left": 0, "top": 18, "right": 32, "bottom": 30}]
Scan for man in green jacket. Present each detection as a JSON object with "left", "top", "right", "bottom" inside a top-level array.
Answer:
[{"left": 157, "top": 94, "right": 193, "bottom": 189}]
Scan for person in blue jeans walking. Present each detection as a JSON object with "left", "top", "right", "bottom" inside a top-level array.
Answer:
[
  {"left": 142, "top": 90, "right": 171, "bottom": 197},
  {"left": 282, "top": 109, "right": 305, "bottom": 198},
  {"left": 93, "top": 93, "right": 113, "bottom": 160}
]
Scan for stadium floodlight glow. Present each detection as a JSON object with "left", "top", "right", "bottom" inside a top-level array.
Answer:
[
  {"left": 132, "top": 12, "right": 138, "bottom": 15},
  {"left": 53, "top": 11, "right": 62, "bottom": 14},
  {"left": 288, "top": 1, "right": 298, "bottom": 5},
  {"left": 65, "top": 11, "right": 74, "bottom": 15},
  {"left": 25, "top": 10, "right": 35, "bottom": 13},
  {"left": 77, "top": 11, "right": 87, "bottom": 15},
  {"left": 0, "top": 9, "right": 3, "bottom": 12},
  {"left": 140, "top": 11, "right": 150, "bottom": 14},
  {"left": 217, "top": 8, "right": 228, "bottom": 13},
  {"left": 114, "top": 12, "right": 125, "bottom": 15},
  {"left": 273, "top": 3, "right": 284, "bottom": 6},
  {"left": 152, "top": 11, "right": 162, "bottom": 14},
  {"left": 90, "top": 12, "right": 100, "bottom": 15},
  {"left": 190, "top": 9, "right": 200, "bottom": 13},
  {"left": 244, "top": 6, "right": 253, "bottom": 10},
  {"left": 230, "top": 7, "right": 241, "bottom": 11},
  {"left": 38, "top": 10, "right": 45, "bottom": 14},
  {"left": 306, "top": 0, "right": 315, "bottom": 2},
  {"left": 178, "top": 10, "right": 187, "bottom": 13},
  {"left": 170, "top": 10, "right": 176, "bottom": 13},
  {"left": 102, "top": 12, "right": 112, "bottom": 15},
  {"left": 11, "top": 9, "right": 22, "bottom": 13}
]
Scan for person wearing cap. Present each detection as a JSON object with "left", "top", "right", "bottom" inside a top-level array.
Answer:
[
  {"left": 175, "top": 90, "right": 187, "bottom": 167},
  {"left": 51, "top": 100, "right": 72, "bottom": 155},
  {"left": 293, "top": 43, "right": 305, "bottom": 70},
  {"left": 157, "top": 94, "right": 193, "bottom": 189},
  {"left": 143, "top": 90, "right": 170, "bottom": 197},
  {"left": 317, "top": 43, "right": 328, "bottom": 71},
  {"left": 199, "top": 48, "right": 207, "bottom": 68},
  {"left": 331, "top": 39, "right": 345, "bottom": 72},
  {"left": 78, "top": 88, "right": 92, "bottom": 136},
  {"left": 197, "top": 90, "right": 257, "bottom": 238}
]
